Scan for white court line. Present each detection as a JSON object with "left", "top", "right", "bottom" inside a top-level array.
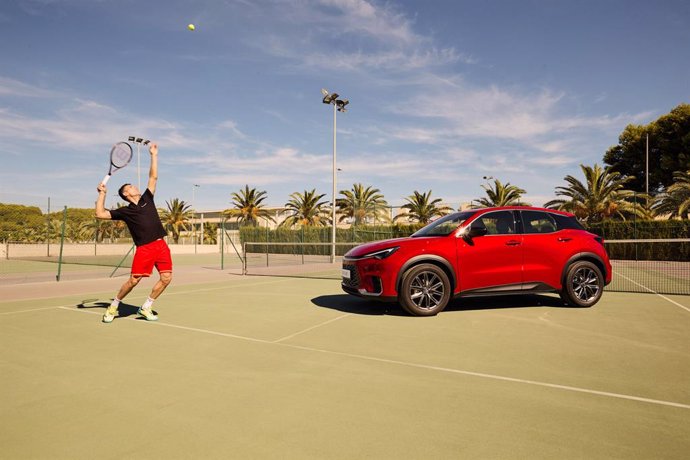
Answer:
[
  {"left": 0, "top": 304, "right": 75, "bottom": 315},
  {"left": 272, "top": 313, "right": 351, "bottom": 343},
  {"left": 0, "top": 278, "right": 295, "bottom": 316},
  {"left": 59, "top": 306, "right": 690, "bottom": 411},
  {"left": 614, "top": 272, "right": 690, "bottom": 314}
]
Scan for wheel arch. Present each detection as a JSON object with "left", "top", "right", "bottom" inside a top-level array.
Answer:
[
  {"left": 561, "top": 252, "right": 607, "bottom": 287},
  {"left": 396, "top": 255, "right": 457, "bottom": 295}
]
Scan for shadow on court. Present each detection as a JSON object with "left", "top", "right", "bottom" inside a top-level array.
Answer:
[
  {"left": 312, "top": 293, "right": 575, "bottom": 316},
  {"left": 76, "top": 300, "right": 157, "bottom": 320}
]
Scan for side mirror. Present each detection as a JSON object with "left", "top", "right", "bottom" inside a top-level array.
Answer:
[{"left": 465, "top": 226, "right": 488, "bottom": 240}]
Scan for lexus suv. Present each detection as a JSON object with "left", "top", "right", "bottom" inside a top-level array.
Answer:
[{"left": 341, "top": 207, "right": 612, "bottom": 316}]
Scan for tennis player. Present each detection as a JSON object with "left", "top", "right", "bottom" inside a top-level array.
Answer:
[{"left": 95, "top": 142, "right": 172, "bottom": 323}]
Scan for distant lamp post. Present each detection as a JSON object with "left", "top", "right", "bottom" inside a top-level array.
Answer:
[
  {"left": 128, "top": 136, "right": 150, "bottom": 190},
  {"left": 321, "top": 88, "right": 349, "bottom": 263}
]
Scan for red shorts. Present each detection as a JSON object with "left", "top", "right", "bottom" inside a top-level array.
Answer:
[{"left": 131, "top": 239, "right": 172, "bottom": 277}]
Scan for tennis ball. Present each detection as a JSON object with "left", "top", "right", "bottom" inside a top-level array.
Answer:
[{"left": 187, "top": 23, "right": 195, "bottom": 31}]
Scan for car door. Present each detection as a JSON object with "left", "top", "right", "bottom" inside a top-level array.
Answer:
[
  {"left": 519, "top": 210, "right": 572, "bottom": 289},
  {"left": 456, "top": 210, "right": 523, "bottom": 292}
]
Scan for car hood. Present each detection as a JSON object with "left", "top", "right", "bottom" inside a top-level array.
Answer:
[{"left": 344, "top": 236, "right": 442, "bottom": 258}]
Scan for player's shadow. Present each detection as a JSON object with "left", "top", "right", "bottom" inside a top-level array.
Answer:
[
  {"left": 76, "top": 300, "right": 155, "bottom": 319},
  {"left": 312, "top": 294, "right": 569, "bottom": 316}
]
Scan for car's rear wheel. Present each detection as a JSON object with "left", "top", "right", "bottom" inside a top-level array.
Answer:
[
  {"left": 560, "top": 261, "right": 604, "bottom": 307},
  {"left": 399, "top": 264, "right": 451, "bottom": 316}
]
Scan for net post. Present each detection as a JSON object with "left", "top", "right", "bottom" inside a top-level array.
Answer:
[
  {"left": 242, "top": 242, "right": 247, "bottom": 275},
  {"left": 56, "top": 206, "right": 67, "bottom": 281}
]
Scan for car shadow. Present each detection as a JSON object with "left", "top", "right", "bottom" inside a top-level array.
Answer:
[
  {"left": 312, "top": 293, "right": 572, "bottom": 316},
  {"left": 77, "top": 300, "right": 157, "bottom": 320},
  {"left": 310, "top": 295, "right": 407, "bottom": 316}
]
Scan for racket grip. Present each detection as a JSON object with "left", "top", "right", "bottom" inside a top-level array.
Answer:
[{"left": 101, "top": 174, "right": 111, "bottom": 185}]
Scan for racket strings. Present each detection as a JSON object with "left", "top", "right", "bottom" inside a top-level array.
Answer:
[{"left": 111, "top": 144, "right": 132, "bottom": 168}]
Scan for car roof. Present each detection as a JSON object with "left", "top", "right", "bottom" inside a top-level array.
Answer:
[{"left": 469, "top": 206, "right": 575, "bottom": 218}]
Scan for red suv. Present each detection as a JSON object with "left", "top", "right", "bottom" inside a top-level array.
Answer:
[{"left": 342, "top": 207, "right": 612, "bottom": 316}]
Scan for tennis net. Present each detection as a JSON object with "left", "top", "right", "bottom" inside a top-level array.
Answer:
[
  {"left": 243, "top": 242, "right": 359, "bottom": 279},
  {"left": 604, "top": 238, "right": 690, "bottom": 295}
]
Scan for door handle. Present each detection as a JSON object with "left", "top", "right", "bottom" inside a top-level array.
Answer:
[
  {"left": 558, "top": 237, "right": 572, "bottom": 242},
  {"left": 505, "top": 240, "right": 521, "bottom": 246}
]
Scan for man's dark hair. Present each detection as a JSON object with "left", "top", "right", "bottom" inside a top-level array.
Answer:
[{"left": 118, "top": 184, "right": 131, "bottom": 203}]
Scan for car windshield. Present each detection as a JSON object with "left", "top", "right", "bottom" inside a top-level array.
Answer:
[{"left": 411, "top": 211, "right": 477, "bottom": 237}]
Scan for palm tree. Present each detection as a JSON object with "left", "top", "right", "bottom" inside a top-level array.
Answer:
[
  {"left": 544, "top": 164, "right": 647, "bottom": 223},
  {"left": 394, "top": 190, "right": 453, "bottom": 224},
  {"left": 337, "top": 183, "right": 389, "bottom": 225},
  {"left": 473, "top": 178, "right": 530, "bottom": 207},
  {"left": 159, "top": 198, "right": 193, "bottom": 243},
  {"left": 280, "top": 189, "right": 330, "bottom": 228},
  {"left": 653, "top": 170, "right": 690, "bottom": 219},
  {"left": 225, "top": 185, "right": 275, "bottom": 227}
]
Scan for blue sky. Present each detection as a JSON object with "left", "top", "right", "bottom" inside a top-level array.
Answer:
[{"left": 1, "top": 0, "right": 688, "bottom": 212}]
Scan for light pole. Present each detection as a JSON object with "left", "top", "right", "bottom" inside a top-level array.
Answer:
[
  {"left": 128, "top": 136, "right": 150, "bottom": 190},
  {"left": 192, "top": 184, "right": 200, "bottom": 253},
  {"left": 321, "top": 88, "right": 349, "bottom": 263}
]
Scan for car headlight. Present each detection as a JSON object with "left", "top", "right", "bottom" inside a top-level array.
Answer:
[{"left": 362, "top": 246, "right": 400, "bottom": 260}]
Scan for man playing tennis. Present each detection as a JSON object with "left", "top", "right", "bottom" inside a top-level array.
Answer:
[{"left": 95, "top": 142, "right": 172, "bottom": 323}]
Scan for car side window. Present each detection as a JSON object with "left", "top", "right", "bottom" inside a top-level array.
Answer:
[
  {"left": 521, "top": 210, "right": 557, "bottom": 234},
  {"left": 471, "top": 211, "right": 515, "bottom": 235}
]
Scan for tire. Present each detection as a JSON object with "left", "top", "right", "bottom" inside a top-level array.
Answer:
[
  {"left": 560, "top": 261, "right": 604, "bottom": 307},
  {"left": 399, "top": 264, "right": 451, "bottom": 316}
]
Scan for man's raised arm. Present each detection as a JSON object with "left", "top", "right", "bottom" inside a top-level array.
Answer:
[
  {"left": 147, "top": 142, "right": 158, "bottom": 194},
  {"left": 95, "top": 183, "right": 112, "bottom": 220}
]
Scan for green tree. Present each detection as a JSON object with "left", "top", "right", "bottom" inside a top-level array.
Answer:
[
  {"left": 544, "top": 164, "right": 647, "bottom": 223},
  {"left": 280, "top": 189, "right": 330, "bottom": 228},
  {"left": 336, "top": 183, "right": 389, "bottom": 225},
  {"left": 473, "top": 178, "right": 530, "bottom": 207},
  {"left": 604, "top": 103, "right": 690, "bottom": 193},
  {"left": 652, "top": 170, "right": 690, "bottom": 219},
  {"left": 160, "top": 198, "right": 193, "bottom": 244},
  {"left": 394, "top": 190, "right": 453, "bottom": 224},
  {"left": 225, "top": 185, "right": 274, "bottom": 227},
  {"left": 203, "top": 223, "right": 218, "bottom": 244}
]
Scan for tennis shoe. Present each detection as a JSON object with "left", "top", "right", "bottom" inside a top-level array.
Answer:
[
  {"left": 102, "top": 305, "right": 119, "bottom": 323},
  {"left": 138, "top": 306, "right": 158, "bottom": 321}
]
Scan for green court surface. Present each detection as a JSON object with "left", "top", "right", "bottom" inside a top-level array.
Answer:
[{"left": 1, "top": 271, "right": 689, "bottom": 459}]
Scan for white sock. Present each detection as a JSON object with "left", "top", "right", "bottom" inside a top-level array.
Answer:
[
  {"left": 111, "top": 298, "right": 121, "bottom": 308},
  {"left": 142, "top": 297, "right": 154, "bottom": 310}
]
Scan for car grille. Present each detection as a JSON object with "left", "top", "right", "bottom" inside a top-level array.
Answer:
[{"left": 342, "top": 263, "right": 360, "bottom": 288}]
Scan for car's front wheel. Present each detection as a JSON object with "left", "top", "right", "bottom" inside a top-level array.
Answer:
[
  {"left": 560, "top": 261, "right": 604, "bottom": 307},
  {"left": 399, "top": 264, "right": 451, "bottom": 316}
]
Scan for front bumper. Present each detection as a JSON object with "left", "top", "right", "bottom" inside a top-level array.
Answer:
[{"left": 341, "top": 261, "right": 396, "bottom": 301}]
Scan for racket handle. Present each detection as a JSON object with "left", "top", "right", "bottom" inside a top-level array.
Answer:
[{"left": 101, "top": 174, "right": 111, "bottom": 185}]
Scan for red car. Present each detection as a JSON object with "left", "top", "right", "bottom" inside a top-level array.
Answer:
[{"left": 342, "top": 207, "right": 612, "bottom": 316}]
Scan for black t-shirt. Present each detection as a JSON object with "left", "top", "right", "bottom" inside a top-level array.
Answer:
[{"left": 110, "top": 189, "right": 167, "bottom": 246}]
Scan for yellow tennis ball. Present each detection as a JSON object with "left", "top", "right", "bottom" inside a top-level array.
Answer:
[{"left": 187, "top": 23, "right": 195, "bottom": 31}]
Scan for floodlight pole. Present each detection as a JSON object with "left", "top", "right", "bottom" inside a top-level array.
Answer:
[
  {"left": 331, "top": 102, "right": 337, "bottom": 263},
  {"left": 128, "top": 136, "right": 149, "bottom": 191},
  {"left": 321, "top": 89, "right": 349, "bottom": 263},
  {"left": 192, "top": 184, "right": 200, "bottom": 253}
]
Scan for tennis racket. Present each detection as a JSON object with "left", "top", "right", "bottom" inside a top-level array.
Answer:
[{"left": 100, "top": 142, "right": 133, "bottom": 185}]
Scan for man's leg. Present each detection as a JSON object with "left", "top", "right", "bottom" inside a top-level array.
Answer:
[
  {"left": 149, "top": 271, "right": 173, "bottom": 300},
  {"left": 138, "top": 272, "right": 172, "bottom": 321},
  {"left": 103, "top": 275, "right": 142, "bottom": 323}
]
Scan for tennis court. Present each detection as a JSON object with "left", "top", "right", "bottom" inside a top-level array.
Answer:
[{"left": 1, "top": 267, "right": 689, "bottom": 459}]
